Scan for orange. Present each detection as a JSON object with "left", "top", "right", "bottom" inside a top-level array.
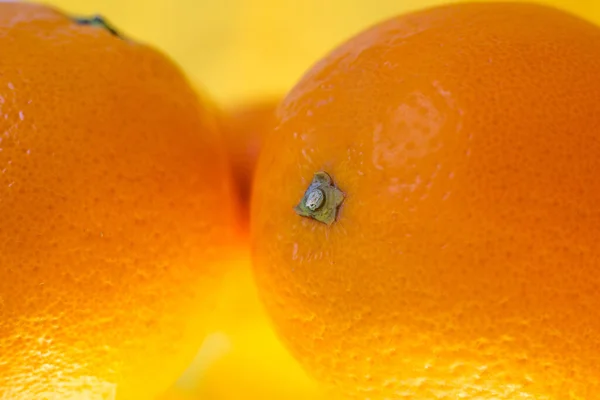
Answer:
[
  {"left": 221, "top": 99, "right": 277, "bottom": 228},
  {"left": 251, "top": 3, "right": 600, "bottom": 399},
  {"left": 0, "top": 3, "right": 239, "bottom": 399}
]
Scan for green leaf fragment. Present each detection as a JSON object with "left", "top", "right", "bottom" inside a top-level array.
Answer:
[{"left": 72, "top": 15, "right": 123, "bottom": 39}]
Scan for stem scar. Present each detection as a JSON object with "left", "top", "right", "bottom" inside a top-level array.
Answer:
[{"left": 294, "top": 171, "right": 345, "bottom": 226}]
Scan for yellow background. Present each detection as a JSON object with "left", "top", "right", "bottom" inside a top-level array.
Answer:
[
  {"left": 51, "top": 0, "right": 599, "bottom": 105},
  {"left": 43, "top": 0, "right": 600, "bottom": 398}
]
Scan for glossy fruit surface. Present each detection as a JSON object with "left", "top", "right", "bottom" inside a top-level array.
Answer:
[
  {"left": 251, "top": 3, "right": 600, "bottom": 398},
  {"left": 0, "top": 3, "right": 238, "bottom": 399}
]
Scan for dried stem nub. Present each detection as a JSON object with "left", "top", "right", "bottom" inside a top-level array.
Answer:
[{"left": 294, "top": 171, "right": 345, "bottom": 226}]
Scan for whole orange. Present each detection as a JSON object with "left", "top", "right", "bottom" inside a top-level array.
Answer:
[
  {"left": 251, "top": 3, "right": 600, "bottom": 399},
  {"left": 0, "top": 3, "right": 239, "bottom": 399},
  {"left": 221, "top": 99, "right": 277, "bottom": 227}
]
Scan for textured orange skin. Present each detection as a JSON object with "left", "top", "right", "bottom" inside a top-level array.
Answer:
[
  {"left": 222, "top": 100, "right": 277, "bottom": 228},
  {"left": 251, "top": 3, "right": 600, "bottom": 399},
  {"left": 0, "top": 3, "right": 238, "bottom": 399}
]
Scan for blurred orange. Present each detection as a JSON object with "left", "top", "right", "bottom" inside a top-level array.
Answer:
[
  {"left": 164, "top": 253, "right": 325, "bottom": 400},
  {"left": 158, "top": 98, "right": 323, "bottom": 399},
  {"left": 222, "top": 99, "right": 278, "bottom": 229}
]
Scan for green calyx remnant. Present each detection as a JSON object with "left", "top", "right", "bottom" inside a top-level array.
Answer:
[
  {"left": 294, "top": 171, "right": 345, "bottom": 226},
  {"left": 73, "top": 15, "right": 123, "bottom": 39}
]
